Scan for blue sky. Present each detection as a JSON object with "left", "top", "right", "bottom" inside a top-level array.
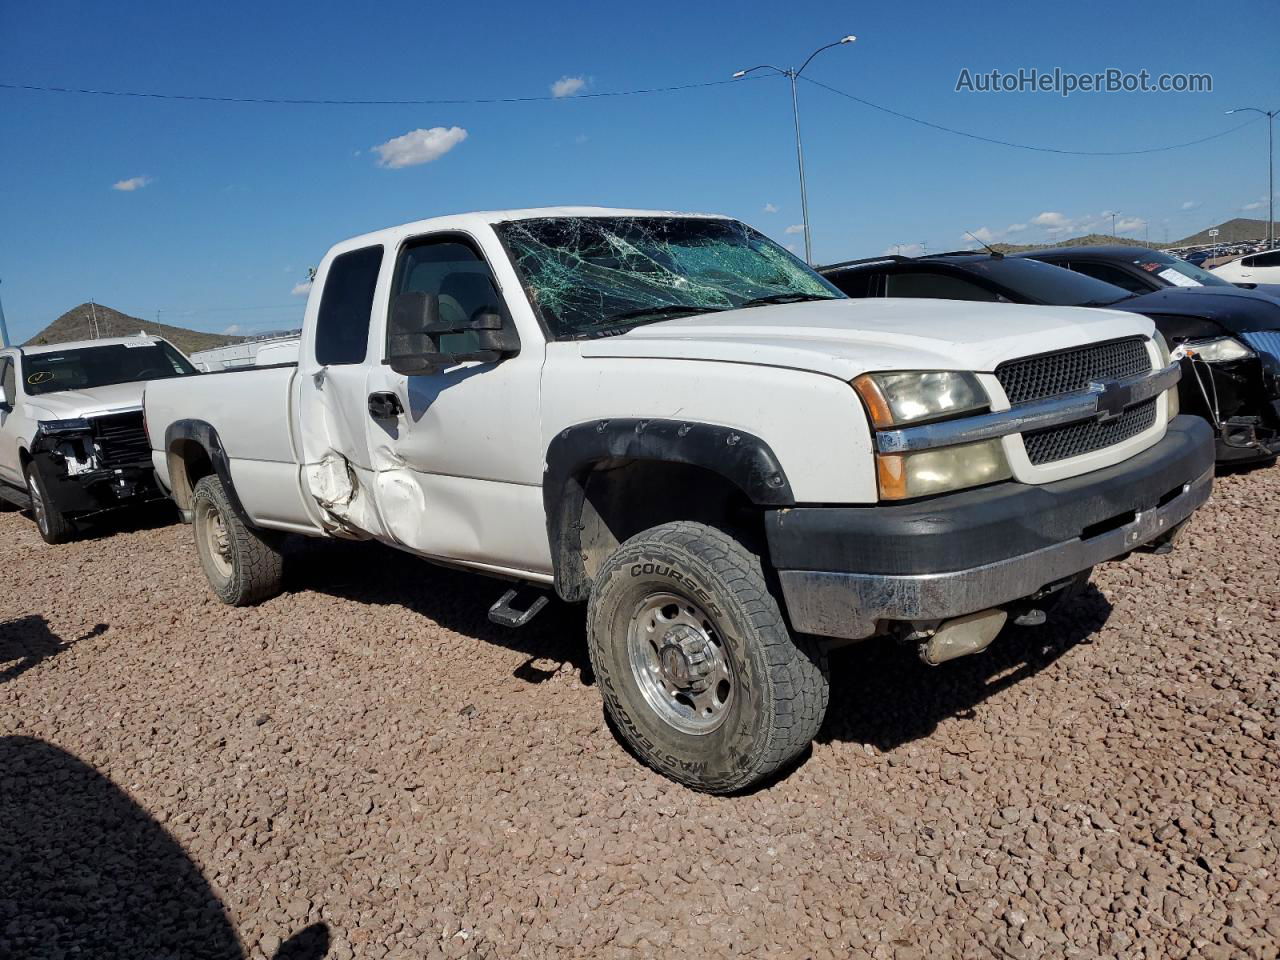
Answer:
[{"left": 1, "top": 0, "right": 1274, "bottom": 342}]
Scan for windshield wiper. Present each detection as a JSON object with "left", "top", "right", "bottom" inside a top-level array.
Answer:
[
  {"left": 740, "top": 292, "right": 839, "bottom": 308},
  {"left": 603, "top": 304, "right": 728, "bottom": 324}
]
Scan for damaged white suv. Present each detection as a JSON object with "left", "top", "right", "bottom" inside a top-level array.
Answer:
[
  {"left": 0, "top": 335, "right": 197, "bottom": 542},
  {"left": 143, "top": 209, "right": 1214, "bottom": 792}
]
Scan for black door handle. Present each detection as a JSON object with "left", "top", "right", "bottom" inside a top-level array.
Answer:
[{"left": 368, "top": 391, "right": 404, "bottom": 419}]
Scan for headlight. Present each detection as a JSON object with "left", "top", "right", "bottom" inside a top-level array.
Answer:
[
  {"left": 1152, "top": 330, "right": 1172, "bottom": 366},
  {"left": 1182, "top": 337, "right": 1255, "bottom": 363},
  {"left": 876, "top": 438, "right": 1012, "bottom": 500},
  {"left": 36, "top": 418, "right": 91, "bottom": 434},
  {"left": 852, "top": 371, "right": 988, "bottom": 428}
]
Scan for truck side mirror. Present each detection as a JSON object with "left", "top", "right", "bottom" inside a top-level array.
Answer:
[
  {"left": 386, "top": 291, "right": 442, "bottom": 375},
  {"left": 385, "top": 292, "right": 520, "bottom": 376}
]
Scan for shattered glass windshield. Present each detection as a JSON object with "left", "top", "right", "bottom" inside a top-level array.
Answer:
[{"left": 495, "top": 216, "right": 843, "bottom": 339}]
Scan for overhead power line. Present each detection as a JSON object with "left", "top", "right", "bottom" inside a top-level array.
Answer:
[
  {"left": 0, "top": 76, "right": 760, "bottom": 106},
  {"left": 801, "top": 76, "right": 1265, "bottom": 156}
]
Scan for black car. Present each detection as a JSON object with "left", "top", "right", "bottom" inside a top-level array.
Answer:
[
  {"left": 1015, "top": 244, "right": 1255, "bottom": 295},
  {"left": 820, "top": 252, "right": 1280, "bottom": 463}
]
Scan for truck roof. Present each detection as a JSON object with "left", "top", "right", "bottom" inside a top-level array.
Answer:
[
  {"left": 15, "top": 335, "right": 168, "bottom": 356},
  {"left": 331, "top": 206, "right": 730, "bottom": 254}
]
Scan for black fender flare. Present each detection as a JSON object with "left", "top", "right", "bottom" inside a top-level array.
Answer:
[
  {"left": 163, "top": 419, "right": 251, "bottom": 523},
  {"left": 543, "top": 418, "right": 795, "bottom": 601}
]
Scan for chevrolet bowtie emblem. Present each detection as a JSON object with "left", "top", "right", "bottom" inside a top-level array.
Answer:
[{"left": 1090, "top": 380, "right": 1134, "bottom": 422}]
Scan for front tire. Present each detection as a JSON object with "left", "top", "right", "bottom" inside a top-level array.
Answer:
[
  {"left": 587, "top": 521, "right": 829, "bottom": 793},
  {"left": 191, "top": 474, "right": 284, "bottom": 606},
  {"left": 25, "top": 464, "right": 73, "bottom": 544}
]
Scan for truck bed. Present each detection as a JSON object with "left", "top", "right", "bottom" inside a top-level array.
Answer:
[{"left": 146, "top": 365, "right": 320, "bottom": 533}]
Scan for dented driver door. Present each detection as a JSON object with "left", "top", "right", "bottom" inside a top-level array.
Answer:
[{"left": 360, "top": 232, "right": 552, "bottom": 578}]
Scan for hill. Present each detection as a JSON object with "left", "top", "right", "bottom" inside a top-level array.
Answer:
[
  {"left": 1172, "top": 218, "right": 1275, "bottom": 247},
  {"left": 990, "top": 233, "right": 1164, "bottom": 254},
  {"left": 24, "top": 303, "right": 243, "bottom": 356}
]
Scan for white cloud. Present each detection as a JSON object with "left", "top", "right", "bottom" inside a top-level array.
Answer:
[
  {"left": 1181, "top": 200, "right": 1201, "bottom": 211},
  {"left": 1115, "top": 216, "right": 1146, "bottom": 233},
  {"left": 1005, "top": 223, "right": 1027, "bottom": 234},
  {"left": 784, "top": 223, "right": 806, "bottom": 235},
  {"left": 112, "top": 175, "right": 152, "bottom": 192},
  {"left": 1243, "top": 200, "right": 1264, "bottom": 211},
  {"left": 883, "top": 243, "right": 926, "bottom": 257},
  {"left": 1031, "top": 211, "right": 1069, "bottom": 228},
  {"left": 573, "top": 133, "right": 589, "bottom": 144},
  {"left": 551, "top": 75, "right": 587, "bottom": 98},
  {"left": 763, "top": 202, "right": 779, "bottom": 214},
  {"left": 223, "top": 324, "right": 242, "bottom": 336},
  {"left": 291, "top": 281, "right": 312, "bottom": 296},
  {"left": 964, "top": 227, "right": 1000, "bottom": 245},
  {"left": 372, "top": 126, "right": 468, "bottom": 169}
]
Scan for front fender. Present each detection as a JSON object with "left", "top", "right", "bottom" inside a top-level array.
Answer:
[{"left": 543, "top": 418, "right": 795, "bottom": 601}]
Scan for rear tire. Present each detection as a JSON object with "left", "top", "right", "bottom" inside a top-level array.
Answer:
[
  {"left": 191, "top": 474, "right": 283, "bottom": 606},
  {"left": 25, "top": 464, "right": 73, "bottom": 544},
  {"left": 587, "top": 521, "right": 829, "bottom": 794}
]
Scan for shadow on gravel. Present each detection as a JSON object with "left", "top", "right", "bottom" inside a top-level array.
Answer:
[
  {"left": 80, "top": 500, "right": 181, "bottom": 540},
  {"left": 0, "top": 617, "right": 107, "bottom": 683},
  {"left": 0, "top": 736, "right": 330, "bottom": 960},
  {"left": 283, "top": 537, "right": 594, "bottom": 685},
  {"left": 818, "top": 584, "right": 1114, "bottom": 752}
]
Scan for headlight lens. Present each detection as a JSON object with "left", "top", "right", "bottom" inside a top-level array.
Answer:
[
  {"left": 1182, "top": 336, "right": 1255, "bottom": 363},
  {"left": 1166, "top": 382, "right": 1180, "bottom": 421},
  {"left": 1152, "top": 330, "right": 1172, "bottom": 366},
  {"left": 852, "top": 371, "right": 988, "bottom": 428},
  {"left": 876, "top": 438, "right": 1012, "bottom": 500}
]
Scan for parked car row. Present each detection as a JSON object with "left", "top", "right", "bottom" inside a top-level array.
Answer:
[{"left": 5, "top": 207, "right": 1267, "bottom": 793}]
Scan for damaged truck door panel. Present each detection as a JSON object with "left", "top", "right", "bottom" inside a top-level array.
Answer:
[
  {"left": 0, "top": 336, "right": 197, "bottom": 543},
  {"left": 143, "top": 208, "right": 1215, "bottom": 794}
]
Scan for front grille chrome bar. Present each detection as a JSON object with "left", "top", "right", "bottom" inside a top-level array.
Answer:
[{"left": 875, "top": 362, "right": 1181, "bottom": 454}]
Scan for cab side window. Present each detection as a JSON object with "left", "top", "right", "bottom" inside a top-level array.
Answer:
[
  {"left": 391, "top": 238, "right": 504, "bottom": 354},
  {"left": 1067, "top": 262, "right": 1148, "bottom": 294},
  {"left": 885, "top": 270, "right": 999, "bottom": 302},
  {"left": 0, "top": 358, "right": 14, "bottom": 404},
  {"left": 315, "top": 246, "right": 383, "bottom": 366}
]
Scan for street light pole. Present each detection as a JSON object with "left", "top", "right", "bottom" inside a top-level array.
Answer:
[
  {"left": 734, "top": 35, "right": 857, "bottom": 265},
  {"left": 1227, "top": 107, "right": 1277, "bottom": 248},
  {"left": 0, "top": 278, "right": 10, "bottom": 348}
]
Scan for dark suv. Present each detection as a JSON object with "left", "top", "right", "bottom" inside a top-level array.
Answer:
[{"left": 821, "top": 252, "right": 1280, "bottom": 463}]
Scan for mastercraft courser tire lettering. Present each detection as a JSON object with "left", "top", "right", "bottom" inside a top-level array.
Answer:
[
  {"left": 190, "top": 474, "right": 284, "bottom": 606},
  {"left": 587, "top": 521, "right": 829, "bottom": 793}
]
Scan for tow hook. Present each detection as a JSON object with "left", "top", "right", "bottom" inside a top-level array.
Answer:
[
  {"left": 913, "top": 609, "right": 1009, "bottom": 666},
  {"left": 488, "top": 587, "right": 550, "bottom": 628}
]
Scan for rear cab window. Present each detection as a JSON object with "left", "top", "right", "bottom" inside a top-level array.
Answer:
[{"left": 315, "top": 246, "right": 383, "bottom": 365}]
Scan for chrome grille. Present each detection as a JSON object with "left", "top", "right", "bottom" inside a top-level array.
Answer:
[
  {"left": 1023, "top": 398, "right": 1158, "bottom": 465},
  {"left": 92, "top": 411, "right": 150, "bottom": 469},
  {"left": 996, "top": 337, "right": 1151, "bottom": 405},
  {"left": 1239, "top": 330, "right": 1280, "bottom": 361}
]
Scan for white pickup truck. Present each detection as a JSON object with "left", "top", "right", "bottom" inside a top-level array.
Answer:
[
  {"left": 0, "top": 335, "right": 198, "bottom": 542},
  {"left": 144, "top": 208, "right": 1214, "bottom": 792}
]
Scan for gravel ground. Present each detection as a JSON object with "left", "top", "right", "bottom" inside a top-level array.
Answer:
[{"left": 1, "top": 465, "right": 1277, "bottom": 960}]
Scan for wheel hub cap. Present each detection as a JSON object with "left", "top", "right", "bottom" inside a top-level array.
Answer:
[{"left": 627, "top": 592, "right": 734, "bottom": 736}]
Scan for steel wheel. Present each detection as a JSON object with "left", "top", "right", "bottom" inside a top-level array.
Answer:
[
  {"left": 626, "top": 591, "right": 734, "bottom": 735},
  {"left": 196, "top": 497, "right": 233, "bottom": 579},
  {"left": 27, "top": 472, "right": 47, "bottom": 534}
]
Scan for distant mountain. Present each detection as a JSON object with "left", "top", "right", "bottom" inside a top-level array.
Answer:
[
  {"left": 24, "top": 303, "right": 243, "bottom": 356},
  {"left": 1171, "top": 218, "right": 1275, "bottom": 247},
  {"left": 990, "top": 234, "right": 1164, "bottom": 254}
]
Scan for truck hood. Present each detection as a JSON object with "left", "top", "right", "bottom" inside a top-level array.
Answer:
[
  {"left": 579, "top": 298, "right": 1155, "bottom": 379},
  {"left": 23, "top": 381, "right": 146, "bottom": 421}
]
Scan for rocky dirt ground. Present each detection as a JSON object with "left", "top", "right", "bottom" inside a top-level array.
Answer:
[{"left": 1, "top": 464, "right": 1277, "bottom": 960}]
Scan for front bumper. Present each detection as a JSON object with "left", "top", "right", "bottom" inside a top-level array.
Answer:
[
  {"left": 29, "top": 455, "right": 161, "bottom": 516},
  {"left": 769, "top": 416, "right": 1215, "bottom": 640}
]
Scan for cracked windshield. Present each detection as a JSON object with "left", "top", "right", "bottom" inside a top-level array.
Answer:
[{"left": 497, "top": 216, "right": 843, "bottom": 339}]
